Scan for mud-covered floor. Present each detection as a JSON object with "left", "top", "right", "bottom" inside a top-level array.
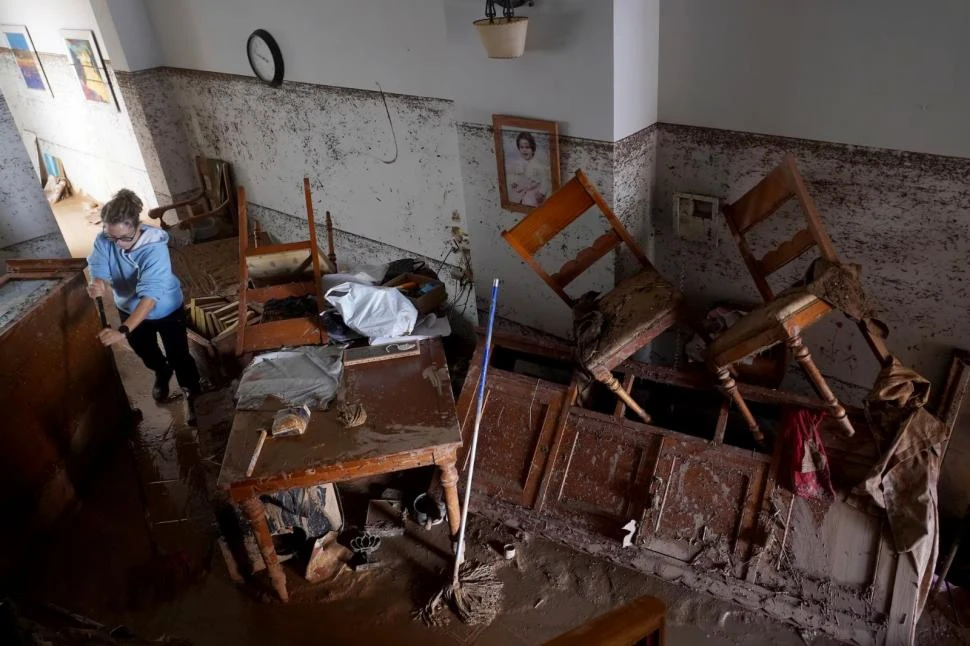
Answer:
[{"left": 4, "top": 325, "right": 969, "bottom": 645}]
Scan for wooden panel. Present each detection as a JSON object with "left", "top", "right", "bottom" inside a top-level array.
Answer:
[
  {"left": 759, "top": 228, "right": 815, "bottom": 276},
  {"left": 640, "top": 437, "right": 767, "bottom": 565},
  {"left": 501, "top": 177, "right": 594, "bottom": 254},
  {"left": 724, "top": 163, "right": 793, "bottom": 234},
  {"left": 238, "top": 317, "right": 323, "bottom": 353},
  {"left": 468, "top": 375, "right": 565, "bottom": 508},
  {"left": 556, "top": 426, "right": 654, "bottom": 522},
  {"left": 551, "top": 231, "right": 621, "bottom": 287},
  {"left": 0, "top": 268, "right": 130, "bottom": 573},
  {"left": 246, "top": 282, "right": 316, "bottom": 302},
  {"left": 543, "top": 595, "right": 666, "bottom": 646},
  {"left": 243, "top": 240, "right": 311, "bottom": 257},
  {"left": 545, "top": 412, "right": 660, "bottom": 536}
]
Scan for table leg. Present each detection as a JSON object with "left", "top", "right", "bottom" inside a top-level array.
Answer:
[
  {"left": 439, "top": 460, "right": 462, "bottom": 537},
  {"left": 241, "top": 497, "right": 289, "bottom": 602}
]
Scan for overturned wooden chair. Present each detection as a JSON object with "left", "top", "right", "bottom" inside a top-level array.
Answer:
[
  {"left": 502, "top": 169, "right": 688, "bottom": 423},
  {"left": 707, "top": 155, "right": 864, "bottom": 442},
  {"left": 235, "top": 178, "right": 332, "bottom": 355},
  {"left": 148, "top": 156, "right": 237, "bottom": 242}
]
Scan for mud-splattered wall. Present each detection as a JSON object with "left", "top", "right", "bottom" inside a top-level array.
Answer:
[
  {"left": 0, "top": 91, "right": 55, "bottom": 246},
  {"left": 160, "top": 69, "right": 467, "bottom": 263},
  {"left": 116, "top": 67, "right": 480, "bottom": 326},
  {"left": 0, "top": 91, "right": 67, "bottom": 271},
  {"left": 653, "top": 124, "right": 970, "bottom": 401},
  {"left": 0, "top": 50, "right": 154, "bottom": 205}
]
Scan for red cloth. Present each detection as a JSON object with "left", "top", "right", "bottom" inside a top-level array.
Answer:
[{"left": 780, "top": 407, "right": 834, "bottom": 501}]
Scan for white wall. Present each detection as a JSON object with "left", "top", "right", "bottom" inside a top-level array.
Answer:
[
  {"left": 89, "top": 0, "right": 162, "bottom": 71},
  {"left": 444, "top": 0, "right": 615, "bottom": 141},
  {"left": 659, "top": 0, "right": 970, "bottom": 158},
  {"left": 0, "top": 0, "right": 108, "bottom": 57},
  {"left": 613, "top": 0, "right": 659, "bottom": 140},
  {"left": 143, "top": 0, "right": 452, "bottom": 99}
]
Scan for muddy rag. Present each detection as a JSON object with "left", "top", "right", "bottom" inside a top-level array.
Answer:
[
  {"left": 779, "top": 407, "right": 834, "bottom": 501},
  {"left": 862, "top": 358, "right": 947, "bottom": 619},
  {"left": 260, "top": 485, "right": 334, "bottom": 538},
  {"left": 235, "top": 345, "right": 344, "bottom": 410}
]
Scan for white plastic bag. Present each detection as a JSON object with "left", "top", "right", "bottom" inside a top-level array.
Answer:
[{"left": 324, "top": 281, "right": 418, "bottom": 340}]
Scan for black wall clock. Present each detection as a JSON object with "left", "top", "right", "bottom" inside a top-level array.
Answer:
[{"left": 247, "top": 29, "right": 284, "bottom": 87}]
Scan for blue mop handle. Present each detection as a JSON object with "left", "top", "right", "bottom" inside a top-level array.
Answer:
[
  {"left": 454, "top": 278, "right": 500, "bottom": 573},
  {"left": 475, "top": 280, "right": 500, "bottom": 409}
]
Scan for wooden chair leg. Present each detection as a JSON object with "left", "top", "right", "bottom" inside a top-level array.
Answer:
[
  {"left": 787, "top": 334, "right": 855, "bottom": 437},
  {"left": 715, "top": 367, "right": 764, "bottom": 444},
  {"left": 598, "top": 372, "right": 651, "bottom": 424}
]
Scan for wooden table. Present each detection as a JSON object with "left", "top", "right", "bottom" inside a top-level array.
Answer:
[{"left": 217, "top": 338, "right": 463, "bottom": 601}]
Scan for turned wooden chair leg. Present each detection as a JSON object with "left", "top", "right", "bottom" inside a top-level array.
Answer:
[
  {"left": 787, "top": 334, "right": 855, "bottom": 437},
  {"left": 598, "top": 372, "right": 651, "bottom": 424},
  {"left": 715, "top": 366, "right": 764, "bottom": 445}
]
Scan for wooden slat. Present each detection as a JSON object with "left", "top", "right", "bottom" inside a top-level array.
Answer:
[
  {"left": 725, "top": 164, "right": 793, "bottom": 234},
  {"left": 551, "top": 231, "right": 620, "bottom": 287},
  {"left": 236, "top": 185, "right": 250, "bottom": 355},
  {"left": 759, "top": 228, "right": 815, "bottom": 276},
  {"left": 238, "top": 317, "right": 323, "bottom": 353},
  {"left": 501, "top": 230, "right": 575, "bottom": 306},
  {"left": 6, "top": 258, "right": 88, "bottom": 273},
  {"left": 244, "top": 240, "right": 312, "bottom": 257},
  {"left": 786, "top": 155, "right": 839, "bottom": 262},
  {"left": 245, "top": 281, "right": 316, "bottom": 302},
  {"left": 543, "top": 595, "right": 666, "bottom": 645},
  {"left": 501, "top": 177, "right": 594, "bottom": 254},
  {"left": 575, "top": 170, "right": 651, "bottom": 268}
]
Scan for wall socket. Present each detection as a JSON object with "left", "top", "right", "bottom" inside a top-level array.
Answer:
[{"left": 673, "top": 193, "right": 721, "bottom": 245}]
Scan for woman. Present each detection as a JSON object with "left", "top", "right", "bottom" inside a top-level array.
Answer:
[
  {"left": 86, "top": 189, "right": 200, "bottom": 425},
  {"left": 508, "top": 131, "right": 549, "bottom": 207}
]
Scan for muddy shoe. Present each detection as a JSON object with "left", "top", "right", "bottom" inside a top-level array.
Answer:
[
  {"left": 182, "top": 388, "right": 198, "bottom": 427},
  {"left": 152, "top": 367, "right": 173, "bottom": 402}
]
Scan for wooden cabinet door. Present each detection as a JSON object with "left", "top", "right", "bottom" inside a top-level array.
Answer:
[
  {"left": 541, "top": 409, "right": 662, "bottom": 538},
  {"left": 458, "top": 368, "right": 568, "bottom": 509},
  {"left": 639, "top": 436, "right": 773, "bottom": 571}
]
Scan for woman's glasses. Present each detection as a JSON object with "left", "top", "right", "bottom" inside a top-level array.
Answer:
[{"left": 104, "top": 230, "right": 137, "bottom": 243}]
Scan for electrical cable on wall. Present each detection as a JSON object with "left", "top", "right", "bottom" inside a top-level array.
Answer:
[{"left": 373, "top": 82, "right": 398, "bottom": 164}]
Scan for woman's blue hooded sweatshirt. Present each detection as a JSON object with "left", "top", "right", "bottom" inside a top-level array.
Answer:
[{"left": 87, "top": 225, "right": 183, "bottom": 319}]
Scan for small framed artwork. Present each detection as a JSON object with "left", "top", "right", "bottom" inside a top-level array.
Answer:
[
  {"left": 1, "top": 25, "right": 52, "bottom": 96},
  {"left": 61, "top": 29, "right": 118, "bottom": 109},
  {"left": 492, "top": 115, "right": 560, "bottom": 213}
]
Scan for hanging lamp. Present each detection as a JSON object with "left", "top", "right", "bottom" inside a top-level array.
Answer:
[{"left": 474, "top": 0, "right": 529, "bottom": 59}]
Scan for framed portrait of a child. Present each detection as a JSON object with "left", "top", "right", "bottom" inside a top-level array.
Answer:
[{"left": 492, "top": 115, "right": 560, "bottom": 213}]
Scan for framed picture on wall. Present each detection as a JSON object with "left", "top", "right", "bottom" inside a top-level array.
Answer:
[
  {"left": 492, "top": 115, "right": 561, "bottom": 213},
  {"left": 61, "top": 29, "right": 118, "bottom": 110},
  {"left": 1, "top": 25, "right": 52, "bottom": 96}
]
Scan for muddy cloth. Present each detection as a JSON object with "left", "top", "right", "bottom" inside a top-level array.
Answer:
[
  {"left": 572, "top": 290, "right": 604, "bottom": 367},
  {"left": 799, "top": 258, "right": 877, "bottom": 322},
  {"left": 862, "top": 359, "right": 946, "bottom": 618},
  {"left": 571, "top": 269, "right": 683, "bottom": 371},
  {"left": 235, "top": 345, "right": 344, "bottom": 410},
  {"left": 795, "top": 258, "right": 891, "bottom": 348},
  {"left": 779, "top": 408, "right": 834, "bottom": 501},
  {"left": 260, "top": 485, "right": 333, "bottom": 538}
]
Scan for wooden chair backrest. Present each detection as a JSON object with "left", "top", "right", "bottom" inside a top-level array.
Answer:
[
  {"left": 501, "top": 169, "right": 650, "bottom": 307},
  {"left": 721, "top": 155, "right": 839, "bottom": 302},
  {"left": 194, "top": 156, "right": 235, "bottom": 213},
  {"left": 235, "top": 179, "right": 325, "bottom": 354}
]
